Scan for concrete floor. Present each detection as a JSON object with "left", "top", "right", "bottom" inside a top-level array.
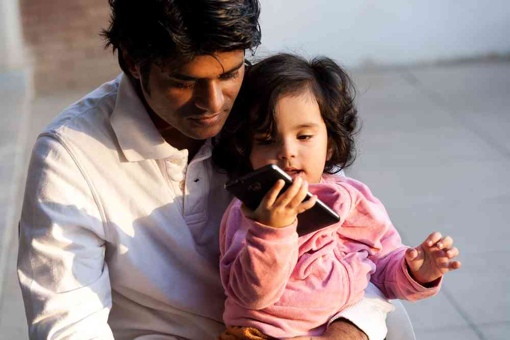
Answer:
[
  {"left": 349, "top": 61, "right": 510, "bottom": 340},
  {"left": 1, "top": 60, "right": 509, "bottom": 339}
]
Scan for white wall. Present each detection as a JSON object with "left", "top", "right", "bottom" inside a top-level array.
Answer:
[
  {"left": 258, "top": 0, "right": 510, "bottom": 67},
  {"left": 0, "top": 0, "right": 24, "bottom": 69}
]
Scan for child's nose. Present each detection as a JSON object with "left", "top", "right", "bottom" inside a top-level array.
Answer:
[{"left": 277, "top": 141, "right": 296, "bottom": 159}]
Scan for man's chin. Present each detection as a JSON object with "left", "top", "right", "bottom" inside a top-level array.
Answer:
[
  {"left": 186, "top": 126, "right": 224, "bottom": 141},
  {"left": 185, "top": 115, "right": 227, "bottom": 139}
]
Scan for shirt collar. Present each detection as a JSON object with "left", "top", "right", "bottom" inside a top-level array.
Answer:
[{"left": 111, "top": 73, "right": 191, "bottom": 162}]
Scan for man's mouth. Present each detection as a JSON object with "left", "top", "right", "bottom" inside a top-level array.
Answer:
[{"left": 189, "top": 113, "right": 221, "bottom": 125}]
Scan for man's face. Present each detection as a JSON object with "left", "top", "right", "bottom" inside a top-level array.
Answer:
[{"left": 130, "top": 50, "right": 245, "bottom": 147}]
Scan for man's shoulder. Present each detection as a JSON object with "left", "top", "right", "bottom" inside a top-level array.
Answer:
[{"left": 42, "top": 76, "right": 121, "bottom": 137}]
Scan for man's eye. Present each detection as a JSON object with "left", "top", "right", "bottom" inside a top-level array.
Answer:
[
  {"left": 166, "top": 76, "right": 195, "bottom": 89},
  {"left": 220, "top": 71, "right": 240, "bottom": 80},
  {"left": 173, "top": 81, "right": 195, "bottom": 89}
]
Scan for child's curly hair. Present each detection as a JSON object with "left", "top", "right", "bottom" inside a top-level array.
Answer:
[{"left": 213, "top": 53, "right": 359, "bottom": 179}]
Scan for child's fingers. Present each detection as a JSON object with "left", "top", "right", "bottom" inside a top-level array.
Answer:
[
  {"left": 439, "top": 259, "right": 462, "bottom": 270},
  {"left": 445, "top": 247, "right": 459, "bottom": 259},
  {"left": 405, "top": 247, "right": 419, "bottom": 262},
  {"left": 261, "top": 179, "right": 286, "bottom": 207},
  {"left": 289, "top": 179, "right": 309, "bottom": 208},
  {"left": 298, "top": 194, "right": 317, "bottom": 213},
  {"left": 275, "top": 177, "right": 303, "bottom": 207},
  {"left": 449, "top": 260, "right": 462, "bottom": 270},
  {"left": 436, "top": 235, "right": 453, "bottom": 250},
  {"left": 425, "top": 231, "right": 443, "bottom": 247},
  {"left": 240, "top": 203, "right": 255, "bottom": 219}
]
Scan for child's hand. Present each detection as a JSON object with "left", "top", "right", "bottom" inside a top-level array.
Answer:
[
  {"left": 241, "top": 177, "right": 317, "bottom": 228},
  {"left": 405, "top": 232, "right": 461, "bottom": 286}
]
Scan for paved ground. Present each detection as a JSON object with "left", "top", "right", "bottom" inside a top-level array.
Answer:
[{"left": 1, "top": 60, "right": 509, "bottom": 339}]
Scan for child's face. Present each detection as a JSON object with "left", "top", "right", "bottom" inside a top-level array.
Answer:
[{"left": 249, "top": 90, "right": 331, "bottom": 184}]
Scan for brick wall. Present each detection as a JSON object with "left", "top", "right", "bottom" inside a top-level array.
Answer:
[{"left": 20, "top": 0, "right": 121, "bottom": 95}]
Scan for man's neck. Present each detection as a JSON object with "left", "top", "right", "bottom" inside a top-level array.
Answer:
[{"left": 159, "top": 129, "right": 205, "bottom": 161}]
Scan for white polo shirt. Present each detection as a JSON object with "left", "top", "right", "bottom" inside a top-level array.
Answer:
[{"left": 17, "top": 74, "right": 391, "bottom": 339}]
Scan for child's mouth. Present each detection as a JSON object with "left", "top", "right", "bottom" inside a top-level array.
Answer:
[{"left": 284, "top": 169, "right": 302, "bottom": 179}]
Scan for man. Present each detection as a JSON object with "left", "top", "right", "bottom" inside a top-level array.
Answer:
[{"left": 17, "top": 1, "right": 392, "bottom": 339}]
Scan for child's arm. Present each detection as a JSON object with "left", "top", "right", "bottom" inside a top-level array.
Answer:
[
  {"left": 405, "top": 231, "right": 461, "bottom": 286},
  {"left": 219, "top": 178, "right": 315, "bottom": 310},
  {"left": 331, "top": 177, "right": 458, "bottom": 301}
]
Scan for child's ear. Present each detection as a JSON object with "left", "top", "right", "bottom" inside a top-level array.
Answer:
[{"left": 326, "top": 140, "right": 334, "bottom": 161}]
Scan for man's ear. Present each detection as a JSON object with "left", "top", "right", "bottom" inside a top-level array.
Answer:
[{"left": 121, "top": 48, "right": 141, "bottom": 80}]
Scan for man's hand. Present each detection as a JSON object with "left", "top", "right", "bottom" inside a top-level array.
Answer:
[
  {"left": 291, "top": 318, "right": 368, "bottom": 340},
  {"left": 405, "top": 231, "right": 461, "bottom": 285}
]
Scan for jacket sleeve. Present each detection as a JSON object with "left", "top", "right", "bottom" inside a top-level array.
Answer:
[
  {"left": 219, "top": 200, "right": 299, "bottom": 310},
  {"left": 334, "top": 178, "right": 440, "bottom": 301},
  {"left": 17, "top": 135, "right": 114, "bottom": 339}
]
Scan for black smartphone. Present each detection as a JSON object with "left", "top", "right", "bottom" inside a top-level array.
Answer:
[{"left": 224, "top": 164, "right": 340, "bottom": 236}]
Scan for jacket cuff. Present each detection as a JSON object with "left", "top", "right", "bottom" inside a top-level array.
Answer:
[
  {"left": 401, "top": 260, "right": 442, "bottom": 294},
  {"left": 247, "top": 218, "right": 298, "bottom": 241}
]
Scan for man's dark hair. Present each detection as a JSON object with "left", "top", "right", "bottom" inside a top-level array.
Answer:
[
  {"left": 102, "top": 0, "right": 261, "bottom": 77},
  {"left": 213, "top": 53, "right": 359, "bottom": 179}
]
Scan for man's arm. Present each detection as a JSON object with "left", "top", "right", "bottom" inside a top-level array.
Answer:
[
  {"left": 290, "top": 319, "right": 369, "bottom": 340},
  {"left": 17, "top": 135, "right": 114, "bottom": 339},
  {"left": 292, "top": 282, "right": 394, "bottom": 340},
  {"left": 318, "top": 318, "right": 369, "bottom": 340},
  {"left": 329, "top": 282, "right": 394, "bottom": 340}
]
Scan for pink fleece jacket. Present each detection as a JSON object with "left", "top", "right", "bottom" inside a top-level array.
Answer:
[{"left": 220, "top": 175, "right": 440, "bottom": 338}]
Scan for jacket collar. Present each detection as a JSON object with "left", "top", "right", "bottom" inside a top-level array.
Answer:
[{"left": 110, "top": 73, "right": 191, "bottom": 162}]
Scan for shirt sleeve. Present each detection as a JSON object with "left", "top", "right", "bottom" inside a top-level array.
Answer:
[
  {"left": 17, "top": 134, "right": 114, "bottom": 339},
  {"left": 219, "top": 200, "right": 299, "bottom": 310}
]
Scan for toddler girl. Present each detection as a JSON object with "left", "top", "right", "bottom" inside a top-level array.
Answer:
[{"left": 213, "top": 53, "right": 461, "bottom": 339}]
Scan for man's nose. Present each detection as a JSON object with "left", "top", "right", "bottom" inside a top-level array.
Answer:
[{"left": 194, "top": 80, "right": 224, "bottom": 113}]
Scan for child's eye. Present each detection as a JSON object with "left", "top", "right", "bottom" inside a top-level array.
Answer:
[
  {"left": 298, "top": 135, "right": 313, "bottom": 140},
  {"left": 254, "top": 138, "right": 275, "bottom": 146}
]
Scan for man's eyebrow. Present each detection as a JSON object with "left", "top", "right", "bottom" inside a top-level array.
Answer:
[
  {"left": 222, "top": 60, "right": 245, "bottom": 74},
  {"left": 168, "top": 60, "right": 245, "bottom": 81}
]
